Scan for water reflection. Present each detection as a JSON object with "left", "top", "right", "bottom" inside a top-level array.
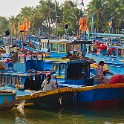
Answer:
[{"left": 0, "top": 106, "right": 124, "bottom": 124}]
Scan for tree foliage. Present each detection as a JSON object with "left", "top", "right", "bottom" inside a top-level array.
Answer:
[
  {"left": 0, "top": 0, "right": 123, "bottom": 36},
  {"left": 0, "top": 17, "right": 9, "bottom": 34},
  {"left": 87, "top": 0, "right": 124, "bottom": 33}
]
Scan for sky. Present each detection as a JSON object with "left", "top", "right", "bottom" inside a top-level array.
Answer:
[{"left": 0, "top": 0, "right": 91, "bottom": 17}]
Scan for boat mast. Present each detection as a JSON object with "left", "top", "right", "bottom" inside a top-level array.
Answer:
[
  {"left": 48, "top": 0, "right": 51, "bottom": 39},
  {"left": 55, "top": 0, "right": 59, "bottom": 39},
  {"left": 109, "top": 17, "right": 113, "bottom": 34},
  {"left": 91, "top": 12, "right": 94, "bottom": 34}
]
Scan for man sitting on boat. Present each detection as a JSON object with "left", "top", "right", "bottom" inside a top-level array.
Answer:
[
  {"left": 95, "top": 61, "right": 112, "bottom": 83},
  {"left": 41, "top": 73, "right": 57, "bottom": 92}
]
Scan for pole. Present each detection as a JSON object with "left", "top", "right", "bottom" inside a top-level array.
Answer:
[
  {"left": 56, "top": 16, "right": 58, "bottom": 39},
  {"left": 55, "top": 0, "right": 58, "bottom": 39},
  {"left": 48, "top": 1, "right": 51, "bottom": 39},
  {"left": 109, "top": 17, "right": 112, "bottom": 34},
  {"left": 65, "top": 28, "right": 68, "bottom": 40},
  {"left": 91, "top": 12, "right": 94, "bottom": 34}
]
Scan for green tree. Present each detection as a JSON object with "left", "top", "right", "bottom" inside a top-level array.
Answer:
[
  {"left": 0, "top": 17, "right": 9, "bottom": 34},
  {"left": 87, "top": 0, "right": 124, "bottom": 33},
  {"left": 60, "top": 0, "right": 80, "bottom": 35},
  {"left": 8, "top": 16, "right": 19, "bottom": 35}
]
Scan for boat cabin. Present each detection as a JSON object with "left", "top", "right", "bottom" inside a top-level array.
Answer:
[
  {"left": 13, "top": 52, "right": 50, "bottom": 73},
  {"left": 49, "top": 39, "right": 92, "bottom": 58},
  {"left": 0, "top": 70, "right": 55, "bottom": 90},
  {"left": 29, "top": 38, "right": 49, "bottom": 52},
  {"left": 107, "top": 46, "right": 124, "bottom": 57},
  {"left": 44, "top": 57, "right": 95, "bottom": 86},
  {"left": 40, "top": 39, "right": 49, "bottom": 50}
]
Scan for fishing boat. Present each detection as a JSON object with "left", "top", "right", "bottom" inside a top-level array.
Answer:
[
  {"left": 43, "top": 58, "right": 124, "bottom": 108},
  {"left": 1, "top": 36, "right": 124, "bottom": 109},
  {"left": 0, "top": 70, "right": 77, "bottom": 109},
  {"left": 0, "top": 63, "right": 16, "bottom": 110},
  {"left": 0, "top": 51, "right": 77, "bottom": 109},
  {"left": 85, "top": 33, "right": 124, "bottom": 74},
  {"left": 41, "top": 39, "right": 124, "bottom": 108},
  {"left": 0, "top": 88, "right": 16, "bottom": 110}
]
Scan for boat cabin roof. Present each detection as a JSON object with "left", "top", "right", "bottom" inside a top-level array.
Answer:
[
  {"left": 18, "top": 52, "right": 49, "bottom": 57},
  {"left": 50, "top": 39, "right": 92, "bottom": 44},
  {"left": 0, "top": 70, "right": 55, "bottom": 77},
  {"left": 108, "top": 46, "right": 124, "bottom": 49},
  {"left": 91, "top": 33, "right": 124, "bottom": 38},
  {"left": 44, "top": 57, "right": 94, "bottom": 64}
]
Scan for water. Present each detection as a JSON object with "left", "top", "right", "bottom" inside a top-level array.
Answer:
[{"left": 1, "top": 106, "right": 124, "bottom": 124}]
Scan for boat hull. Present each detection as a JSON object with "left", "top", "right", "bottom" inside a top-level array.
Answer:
[
  {"left": 29, "top": 92, "right": 75, "bottom": 109},
  {"left": 16, "top": 87, "right": 76, "bottom": 109},
  {"left": 0, "top": 91, "right": 16, "bottom": 110},
  {"left": 16, "top": 84, "right": 124, "bottom": 109},
  {"left": 76, "top": 84, "right": 124, "bottom": 108}
]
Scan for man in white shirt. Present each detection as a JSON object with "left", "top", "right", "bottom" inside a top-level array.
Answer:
[{"left": 41, "top": 73, "right": 57, "bottom": 92}]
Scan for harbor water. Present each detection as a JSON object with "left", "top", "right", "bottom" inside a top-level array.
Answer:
[{"left": 1, "top": 106, "right": 124, "bottom": 124}]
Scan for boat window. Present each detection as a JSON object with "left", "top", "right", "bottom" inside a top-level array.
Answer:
[
  {"left": 118, "top": 49, "right": 122, "bottom": 56},
  {"left": 24, "top": 75, "right": 43, "bottom": 90},
  {"left": 58, "top": 44, "right": 66, "bottom": 52},
  {"left": 74, "top": 44, "right": 82, "bottom": 55},
  {"left": 19, "top": 56, "right": 24, "bottom": 63},
  {"left": 5, "top": 77, "right": 10, "bottom": 84},
  {"left": 40, "top": 42, "right": 43, "bottom": 48},
  {"left": 3, "top": 77, "right": 7, "bottom": 84},
  {"left": 51, "top": 43, "right": 57, "bottom": 51},
  {"left": 2, "top": 76, "right": 4, "bottom": 84},
  {"left": 67, "top": 63, "right": 88, "bottom": 79},
  {"left": 39, "top": 42, "right": 41, "bottom": 49},
  {"left": 67, "top": 44, "right": 73, "bottom": 55},
  {"left": 67, "top": 44, "right": 82, "bottom": 57},
  {"left": 60, "top": 64, "right": 66, "bottom": 76},
  {"left": 12, "top": 77, "right": 18, "bottom": 85},
  {"left": 45, "top": 43, "right": 47, "bottom": 49},
  {"left": 60, "top": 64, "right": 65, "bottom": 71},
  {"left": 42, "top": 43, "right": 44, "bottom": 48},
  {"left": 52, "top": 64, "right": 58, "bottom": 71},
  {"left": 10, "top": 78, "right": 13, "bottom": 84}
]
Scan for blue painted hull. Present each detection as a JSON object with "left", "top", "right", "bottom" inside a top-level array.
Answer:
[
  {"left": 16, "top": 84, "right": 124, "bottom": 108},
  {"left": 76, "top": 85, "right": 124, "bottom": 107},
  {"left": 0, "top": 91, "right": 16, "bottom": 110}
]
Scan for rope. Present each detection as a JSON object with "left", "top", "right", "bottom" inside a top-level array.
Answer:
[{"left": 72, "top": 88, "right": 77, "bottom": 106}]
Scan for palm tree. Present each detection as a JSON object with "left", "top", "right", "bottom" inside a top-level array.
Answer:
[{"left": 0, "top": 16, "right": 9, "bottom": 34}]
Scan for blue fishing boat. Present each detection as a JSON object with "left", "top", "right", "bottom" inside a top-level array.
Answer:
[
  {"left": 0, "top": 51, "right": 77, "bottom": 109},
  {"left": 0, "top": 63, "right": 16, "bottom": 110},
  {"left": 0, "top": 70, "right": 77, "bottom": 109},
  {"left": 23, "top": 38, "right": 124, "bottom": 107},
  {"left": 41, "top": 58, "right": 124, "bottom": 108},
  {"left": 1, "top": 34, "right": 124, "bottom": 109},
  {"left": 0, "top": 88, "right": 16, "bottom": 110},
  {"left": 41, "top": 39, "right": 124, "bottom": 108},
  {"left": 86, "top": 33, "right": 124, "bottom": 66},
  {"left": 29, "top": 36, "right": 124, "bottom": 74}
]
